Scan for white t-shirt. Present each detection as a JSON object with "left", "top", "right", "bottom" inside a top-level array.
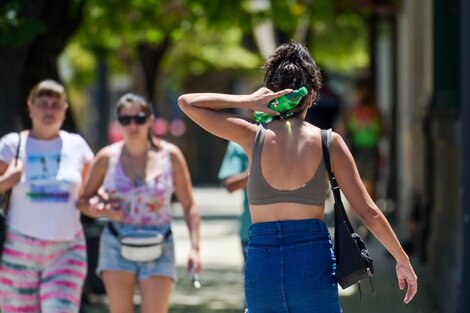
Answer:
[{"left": 0, "top": 131, "right": 94, "bottom": 240}]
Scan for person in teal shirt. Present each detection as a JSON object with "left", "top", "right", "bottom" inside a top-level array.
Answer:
[{"left": 218, "top": 141, "right": 251, "bottom": 261}]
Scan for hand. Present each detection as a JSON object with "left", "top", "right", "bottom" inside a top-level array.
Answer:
[
  {"left": 187, "top": 247, "right": 201, "bottom": 274},
  {"left": 247, "top": 87, "right": 292, "bottom": 114},
  {"left": 396, "top": 261, "right": 418, "bottom": 304},
  {"left": 88, "top": 196, "right": 125, "bottom": 222},
  {"left": 5, "top": 159, "right": 23, "bottom": 186},
  {"left": 88, "top": 195, "right": 106, "bottom": 212},
  {"left": 106, "top": 204, "right": 125, "bottom": 222}
]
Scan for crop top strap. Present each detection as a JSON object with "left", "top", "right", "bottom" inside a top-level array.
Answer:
[
  {"left": 108, "top": 143, "right": 122, "bottom": 168},
  {"left": 326, "top": 128, "right": 333, "bottom": 150},
  {"left": 252, "top": 124, "right": 267, "bottom": 171}
]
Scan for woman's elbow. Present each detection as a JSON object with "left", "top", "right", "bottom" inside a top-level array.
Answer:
[
  {"left": 178, "top": 95, "right": 190, "bottom": 110},
  {"left": 358, "top": 207, "right": 382, "bottom": 226},
  {"left": 188, "top": 205, "right": 200, "bottom": 219}
]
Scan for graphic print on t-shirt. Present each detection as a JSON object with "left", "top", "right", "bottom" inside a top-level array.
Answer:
[{"left": 27, "top": 153, "right": 70, "bottom": 203}]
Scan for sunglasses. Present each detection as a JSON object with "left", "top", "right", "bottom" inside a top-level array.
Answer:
[{"left": 117, "top": 113, "right": 148, "bottom": 126}]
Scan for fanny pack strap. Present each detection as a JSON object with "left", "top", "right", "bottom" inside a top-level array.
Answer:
[{"left": 107, "top": 222, "right": 172, "bottom": 239}]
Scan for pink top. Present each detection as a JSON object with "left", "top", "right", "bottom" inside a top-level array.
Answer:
[{"left": 102, "top": 142, "right": 174, "bottom": 225}]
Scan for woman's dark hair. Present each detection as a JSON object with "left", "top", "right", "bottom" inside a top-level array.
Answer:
[
  {"left": 116, "top": 93, "right": 152, "bottom": 116},
  {"left": 116, "top": 93, "right": 159, "bottom": 149},
  {"left": 263, "top": 41, "right": 322, "bottom": 110}
]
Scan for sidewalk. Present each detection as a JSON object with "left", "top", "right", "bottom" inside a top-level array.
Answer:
[{"left": 83, "top": 187, "right": 440, "bottom": 313}]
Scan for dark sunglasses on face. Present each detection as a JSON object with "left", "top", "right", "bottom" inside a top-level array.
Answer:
[{"left": 117, "top": 112, "right": 148, "bottom": 126}]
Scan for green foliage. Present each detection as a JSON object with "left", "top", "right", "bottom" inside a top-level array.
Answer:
[
  {"left": 241, "top": 0, "right": 369, "bottom": 71},
  {"left": 311, "top": 11, "right": 369, "bottom": 71},
  {"left": 0, "top": 1, "right": 45, "bottom": 47},
  {"left": 61, "top": 42, "right": 96, "bottom": 88},
  {"left": 163, "top": 24, "right": 261, "bottom": 83},
  {"left": 63, "top": 0, "right": 370, "bottom": 93},
  {"left": 268, "top": 0, "right": 310, "bottom": 33},
  {"left": 76, "top": 0, "right": 192, "bottom": 50},
  {"left": 185, "top": 0, "right": 252, "bottom": 31},
  {"left": 66, "top": 0, "right": 260, "bottom": 86}
]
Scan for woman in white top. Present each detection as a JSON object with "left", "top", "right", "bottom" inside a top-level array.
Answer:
[{"left": 0, "top": 80, "right": 94, "bottom": 313}]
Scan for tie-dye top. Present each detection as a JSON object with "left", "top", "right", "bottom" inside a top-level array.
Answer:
[{"left": 102, "top": 142, "right": 174, "bottom": 226}]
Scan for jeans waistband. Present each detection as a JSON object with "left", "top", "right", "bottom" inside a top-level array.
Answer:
[{"left": 249, "top": 219, "right": 328, "bottom": 236}]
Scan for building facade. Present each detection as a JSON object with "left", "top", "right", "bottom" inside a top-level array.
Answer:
[{"left": 395, "top": 1, "right": 469, "bottom": 312}]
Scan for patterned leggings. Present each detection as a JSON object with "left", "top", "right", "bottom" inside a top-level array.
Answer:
[{"left": 0, "top": 228, "right": 87, "bottom": 313}]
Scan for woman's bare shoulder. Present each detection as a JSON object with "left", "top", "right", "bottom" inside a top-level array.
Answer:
[{"left": 93, "top": 143, "right": 121, "bottom": 167}]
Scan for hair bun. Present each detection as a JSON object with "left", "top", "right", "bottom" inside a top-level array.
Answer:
[{"left": 263, "top": 41, "right": 322, "bottom": 102}]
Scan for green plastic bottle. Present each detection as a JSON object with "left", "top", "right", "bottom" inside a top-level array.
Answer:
[{"left": 253, "top": 87, "right": 308, "bottom": 123}]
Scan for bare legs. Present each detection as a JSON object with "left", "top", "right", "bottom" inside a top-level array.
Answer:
[{"left": 103, "top": 271, "right": 174, "bottom": 313}]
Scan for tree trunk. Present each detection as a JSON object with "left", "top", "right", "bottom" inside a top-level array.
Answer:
[
  {"left": 0, "top": 49, "right": 29, "bottom": 135},
  {"left": 0, "top": 1, "right": 45, "bottom": 135},
  {"left": 20, "top": 0, "right": 85, "bottom": 132},
  {"left": 137, "top": 36, "right": 172, "bottom": 115},
  {"left": 0, "top": 0, "right": 85, "bottom": 136}
]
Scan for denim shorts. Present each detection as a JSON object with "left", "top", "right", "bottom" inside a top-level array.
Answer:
[
  {"left": 244, "top": 219, "right": 341, "bottom": 313},
  {"left": 96, "top": 222, "right": 177, "bottom": 281}
]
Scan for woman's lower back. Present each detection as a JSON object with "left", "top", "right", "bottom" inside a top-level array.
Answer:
[{"left": 249, "top": 203, "right": 325, "bottom": 224}]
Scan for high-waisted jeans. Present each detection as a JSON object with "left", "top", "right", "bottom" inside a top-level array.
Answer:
[{"left": 244, "top": 219, "right": 341, "bottom": 313}]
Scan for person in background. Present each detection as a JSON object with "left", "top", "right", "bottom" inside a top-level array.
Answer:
[
  {"left": 77, "top": 93, "right": 200, "bottom": 313},
  {"left": 178, "top": 41, "right": 417, "bottom": 312},
  {"left": 345, "top": 78, "right": 385, "bottom": 201},
  {"left": 218, "top": 141, "right": 251, "bottom": 261},
  {"left": 306, "top": 70, "right": 342, "bottom": 131},
  {"left": 0, "top": 79, "right": 94, "bottom": 312}
]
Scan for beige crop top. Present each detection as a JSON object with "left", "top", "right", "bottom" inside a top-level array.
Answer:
[{"left": 247, "top": 125, "right": 328, "bottom": 206}]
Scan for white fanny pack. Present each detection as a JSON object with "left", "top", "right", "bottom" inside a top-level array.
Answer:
[{"left": 108, "top": 223, "right": 171, "bottom": 263}]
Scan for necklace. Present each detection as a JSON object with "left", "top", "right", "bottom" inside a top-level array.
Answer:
[{"left": 123, "top": 145, "right": 148, "bottom": 187}]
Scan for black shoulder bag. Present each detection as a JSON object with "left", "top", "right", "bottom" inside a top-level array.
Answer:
[
  {"left": 321, "top": 129, "right": 375, "bottom": 300},
  {"left": 0, "top": 132, "right": 21, "bottom": 260}
]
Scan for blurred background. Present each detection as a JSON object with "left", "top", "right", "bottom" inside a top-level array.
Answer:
[{"left": 0, "top": 0, "right": 469, "bottom": 312}]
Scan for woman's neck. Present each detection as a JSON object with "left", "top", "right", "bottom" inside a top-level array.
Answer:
[
  {"left": 29, "top": 127, "right": 60, "bottom": 140},
  {"left": 123, "top": 139, "right": 149, "bottom": 157},
  {"left": 277, "top": 114, "right": 305, "bottom": 127}
]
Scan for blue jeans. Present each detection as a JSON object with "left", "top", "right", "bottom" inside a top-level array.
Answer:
[{"left": 244, "top": 219, "right": 341, "bottom": 313}]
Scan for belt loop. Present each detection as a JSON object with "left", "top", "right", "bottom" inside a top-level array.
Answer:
[{"left": 276, "top": 221, "right": 282, "bottom": 233}]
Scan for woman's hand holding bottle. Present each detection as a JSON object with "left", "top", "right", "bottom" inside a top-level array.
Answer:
[{"left": 86, "top": 195, "right": 125, "bottom": 222}]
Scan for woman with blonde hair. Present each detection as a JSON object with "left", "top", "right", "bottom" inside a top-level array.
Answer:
[{"left": 0, "top": 79, "right": 94, "bottom": 312}]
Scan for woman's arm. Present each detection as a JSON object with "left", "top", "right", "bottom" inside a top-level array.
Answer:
[
  {"left": 77, "top": 148, "right": 122, "bottom": 220},
  {"left": 168, "top": 143, "right": 201, "bottom": 273},
  {"left": 0, "top": 160, "right": 22, "bottom": 193},
  {"left": 178, "top": 88, "right": 291, "bottom": 152},
  {"left": 222, "top": 170, "right": 249, "bottom": 193},
  {"left": 330, "top": 132, "right": 417, "bottom": 303}
]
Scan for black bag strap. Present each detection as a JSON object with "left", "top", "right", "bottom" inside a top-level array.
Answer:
[
  {"left": 320, "top": 129, "right": 355, "bottom": 234},
  {"left": 322, "top": 130, "right": 376, "bottom": 299},
  {"left": 107, "top": 222, "right": 120, "bottom": 237},
  {"left": 2, "top": 132, "right": 22, "bottom": 218},
  {"left": 107, "top": 222, "right": 172, "bottom": 240},
  {"left": 13, "top": 132, "right": 21, "bottom": 164}
]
